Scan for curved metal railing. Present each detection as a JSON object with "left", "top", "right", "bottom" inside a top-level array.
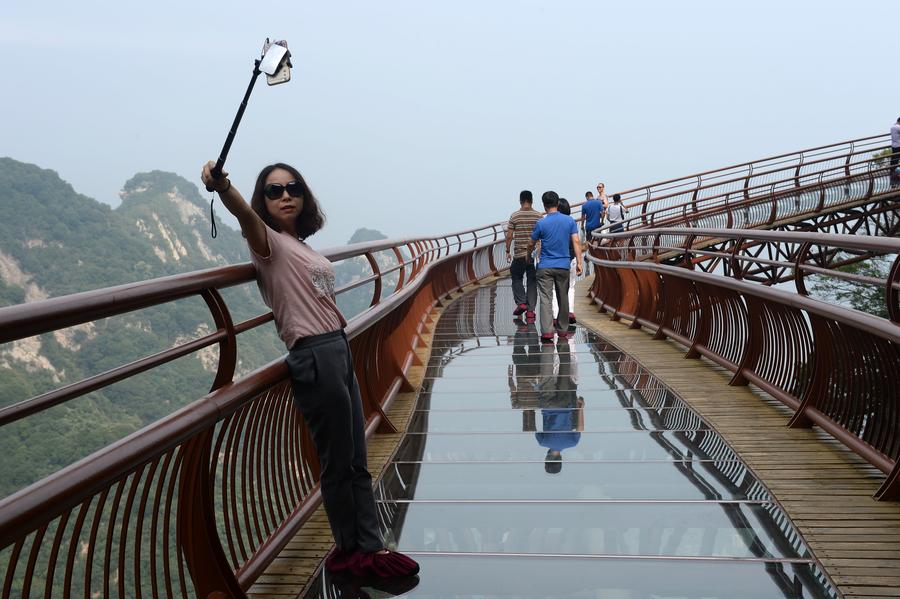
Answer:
[
  {"left": 0, "top": 225, "right": 508, "bottom": 598},
  {"left": 590, "top": 133, "right": 890, "bottom": 232},
  {"left": 586, "top": 228, "right": 900, "bottom": 500}
]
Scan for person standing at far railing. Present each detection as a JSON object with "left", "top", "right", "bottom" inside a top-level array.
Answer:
[
  {"left": 200, "top": 161, "right": 419, "bottom": 581},
  {"left": 891, "top": 117, "right": 900, "bottom": 187},
  {"left": 606, "top": 193, "right": 629, "bottom": 233},
  {"left": 528, "top": 191, "right": 583, "bottom": 344},
  {"left": 506, "top": 190, "right": 542, "bottom": 322},
  {"left": 596, "top": 182, "right": 609, "bottom": 213}
]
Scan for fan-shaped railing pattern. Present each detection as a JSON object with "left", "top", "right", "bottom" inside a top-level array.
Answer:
[
  {"left": 0, "top": 226, "right": 508, "bottom": 598},
  {"left": 587, "top": 228, "right": 900, "bottom": 500}
]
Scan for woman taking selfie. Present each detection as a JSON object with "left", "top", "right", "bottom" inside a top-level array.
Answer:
[{"left": 200, "top": 161, "right": 419, "bottom": 579}]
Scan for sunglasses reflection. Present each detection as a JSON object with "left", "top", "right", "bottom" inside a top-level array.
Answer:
[{"left": 317, "top": 570, "right": 420, "bottom": 598}]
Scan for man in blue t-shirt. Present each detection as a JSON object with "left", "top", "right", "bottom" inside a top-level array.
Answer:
[
  {"left": 581, "top": 190, "right": 605, "bottom": 242},
  {"left": 527, "top": 191, "right": 583, "bottom": 343}
]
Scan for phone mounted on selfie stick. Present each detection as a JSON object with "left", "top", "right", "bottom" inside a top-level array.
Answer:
[{"left": 207, "top": 39, "right": 291, "bottom": 237}]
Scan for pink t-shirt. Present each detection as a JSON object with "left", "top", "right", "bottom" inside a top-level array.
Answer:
[{"left": 249, "top": 226, "right": 347, "bottom": 349}]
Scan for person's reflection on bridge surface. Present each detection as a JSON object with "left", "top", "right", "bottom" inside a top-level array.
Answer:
[
  {"left": 508, "top": 321, "right": 540, "bottom": 432},
  {"left": 535, "top": 337, "right": 584, "bottom": 474}
]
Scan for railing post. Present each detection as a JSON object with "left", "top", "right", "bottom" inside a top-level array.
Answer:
[
  {"left": 392, "top": 246, "right": 406, "bottom": 293},
  {"left": 177, "top": 430, "right": 245, "bottom": 598},
  {"left": 743, "top": 163, "right": 753, "bottom": 202},
  {"left": 768, "top": 184, "right": 778, "bottom": 224},
  {"left": 887, "top": 254, "right": 900, "bottom": 324},
  {"left": 201, "top": 289, "right": 237, "bottom": 391},
  {"left": 794, "top": 152, "right": 804, "bottom": 188},
  {"left": 364, "top": 252, "right": 382, "bottom": 307},
  {"left": 793, "top": 242, "right": 812, "bottom": 296},
  {"left": 844, "top": 141, "right": 854, "bottom": 177},
  {"left": 787, "top": 315, "right": 831, "bottom": 429},
  {"left": 815, "top": 173, "right": 826, "bottom": 212},
  {"left": 729, "top": 296, "right": 762, "bottom": 387}
]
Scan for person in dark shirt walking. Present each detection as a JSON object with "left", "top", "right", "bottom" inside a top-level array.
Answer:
[
  {"left": 506, "top": 190, "right": 542, "bottom": 321},
  {"left": 581, "top": 190, "right": 605, "bottom": 243}
]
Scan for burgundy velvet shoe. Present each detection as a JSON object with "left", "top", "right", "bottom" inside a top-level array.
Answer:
[
  {"left": 525, "top": 311, "right": 536, "bottom": 322},
  {"left": 513, "top": 303, "right": 527, "bottom": 316},
  {"left": 349, "top": 549, "right": 420, "bottom": 578},
  {"left": 325, "top": 548, "right": 355, "bottom": 573}
]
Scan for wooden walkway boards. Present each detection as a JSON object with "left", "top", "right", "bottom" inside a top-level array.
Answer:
[
  {"left": 246, "top": 283, "right": 480, "bottom": 598},
  {"left": 573, "top": 279, "right": 900, "bottom": 599}
]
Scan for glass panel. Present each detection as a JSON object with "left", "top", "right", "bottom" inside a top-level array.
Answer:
[
  {"left": 425, "top": 377, "right": 666, "bottom": 393},
  {"left": 393, "top": 430, "right": 741, "bottom": 463},
  {"left": 376, "top": 462, "right": 767, "bottom": 501},
  {"left": 421, "top": 388, "right": 677, "bottom": 410},
  {"left": 304, "top": 555, "right": 837, "bottom": 599},
  {"left": 405, "top": 407, "right": 709, "bottom": 433},
  {"left": 377, "top": 502, "right": 809, "bottom": 559}
]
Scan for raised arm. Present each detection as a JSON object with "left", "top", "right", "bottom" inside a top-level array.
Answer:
[{"left": 201, "top": 161, "right": 269, "bottom": 257}]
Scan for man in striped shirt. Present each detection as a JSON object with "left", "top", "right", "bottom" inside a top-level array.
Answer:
[{"left": 505, "top": 190, "right": 542, "bottom": 321}]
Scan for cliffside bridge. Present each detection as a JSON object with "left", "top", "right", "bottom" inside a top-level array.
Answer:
[{"left": 1, "top": 133, "right": 898, "bottom": 598}]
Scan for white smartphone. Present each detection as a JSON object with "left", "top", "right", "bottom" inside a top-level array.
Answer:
[
  {"left": 267, "top": 62, "right": 291, "bottom": 86},
  {"left": 260, "top": 39, "right": 291, "bottom": 86}
]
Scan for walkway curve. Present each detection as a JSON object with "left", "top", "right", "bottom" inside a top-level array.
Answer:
[{"left": 293, "top": 277, "right": 844, "bottom": 598}]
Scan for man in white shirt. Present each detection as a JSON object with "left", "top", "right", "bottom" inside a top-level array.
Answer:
[{"left": 606, "top": 193, "right": 629, "bottom": 233}]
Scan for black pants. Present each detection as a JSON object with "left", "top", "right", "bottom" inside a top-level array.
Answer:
[
  {"left": 286, "top": 330, "right": 383, "bottom": 552},
  {"left": 510, "top": 257, "right": 537, "bottom": 311}
]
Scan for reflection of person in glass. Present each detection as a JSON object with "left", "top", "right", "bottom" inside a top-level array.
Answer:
[
  {"left": 536, "top": 337, "right": 584, "bottom": 473},
  {"left": 508, "top": 322, "right": 541, "bottom": 431}
]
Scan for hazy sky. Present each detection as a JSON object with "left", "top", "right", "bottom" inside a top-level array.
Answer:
[{"left": 2, "top": 1, "right": 897, "bottom": 248}]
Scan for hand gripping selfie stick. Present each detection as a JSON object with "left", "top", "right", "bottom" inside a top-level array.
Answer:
[{"left": 207, "top": 39, "right": 292, "bottom": 237}]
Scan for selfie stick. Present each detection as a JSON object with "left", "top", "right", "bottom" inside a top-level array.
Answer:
[{"left": 206, "top": 40, "right": 290, "bottom": 191}]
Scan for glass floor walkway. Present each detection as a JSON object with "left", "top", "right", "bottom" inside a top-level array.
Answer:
[{"left": 304, "top": 281, "right": 838, "bottom": 598}]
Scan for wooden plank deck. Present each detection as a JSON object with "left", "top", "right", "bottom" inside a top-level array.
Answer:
[
  {"left": 246, "top": 282, "right": 482, "bottom": 599},
  {"left": 573, "top": 279, "right": 900, "bottom": 599}
]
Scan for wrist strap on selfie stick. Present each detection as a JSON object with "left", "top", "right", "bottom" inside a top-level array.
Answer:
[{"left": 208, "top": 59, "right": 263, "bottom": 238}]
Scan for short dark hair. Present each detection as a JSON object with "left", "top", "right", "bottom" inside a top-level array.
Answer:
[
  {"left": 613, "top": 193, "right": 622, "bottom": 202},
  {"left": 519, "top": 190, "right": 533, "bottom": 204},
  {"left": 545, "top": 450, "right": 562, "bottom": 474},
  {"left": 585, "top": 191, "right": 593, "bottom": 199},
  {"left": 541, "top": 190, "right": 559, "bottom": 209},
  {"left": 250, "top": 163, "right": 325, "bottom": 239},
  {"left": 558, "top": 198, "right": 571, "bottom": 216}
]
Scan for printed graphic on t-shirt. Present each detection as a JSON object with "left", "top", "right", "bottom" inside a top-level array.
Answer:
[{"left": 309, "top": 265, "right": 336, "bottom": 298}]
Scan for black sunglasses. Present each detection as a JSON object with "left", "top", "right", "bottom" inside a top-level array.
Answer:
[{"left": 264, "top": 180, "right": 303, "bottom": 200}]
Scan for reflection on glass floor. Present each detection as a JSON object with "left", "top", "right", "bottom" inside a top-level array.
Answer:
[{"left": 304, "top": 281, "right": 838, "bottom": 598}]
